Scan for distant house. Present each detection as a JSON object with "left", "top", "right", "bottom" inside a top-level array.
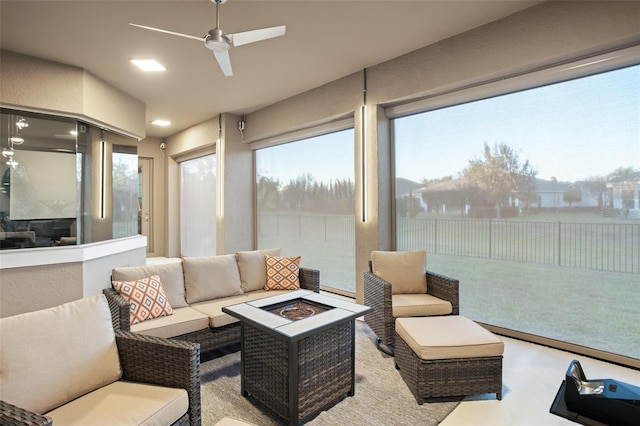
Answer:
[
  {"left": 399, "top": 175, "right": 639, "bottom": 216},
  {"left": 606, "top": 172, "right": 640, "bottom": 217},
  {"left": 415, "top": 178, "right": 469, "bottom": 214},
  {"left": 395, "top": 177, "right": 428, "bottom": 213},
  {"left": 395, "top": 177, "right": 423, "bottom": 198},
  {"left": 529, "top": 178, "right": 599, "bottom": 209}
]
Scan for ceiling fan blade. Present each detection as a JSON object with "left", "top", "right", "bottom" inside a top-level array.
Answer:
[
  {"left": 230, "top": 25, "right": 286, "bottom": 47},
  {"left": 213, "top": 50, "right": 233, "bottom": 77},
  {"left": 129, "top": 23, "right": 205, "bottom": 42}
]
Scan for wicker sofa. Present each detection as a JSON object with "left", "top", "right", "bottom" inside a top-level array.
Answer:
[
  {"left": 363, "top": 251, "right": 459, "bottom": 354},
  {"left": 0, "top": 294, "right": 201, "bottom": 426},
  {"left": 103, "top": 250, "right": 320, "bottom": 354}
]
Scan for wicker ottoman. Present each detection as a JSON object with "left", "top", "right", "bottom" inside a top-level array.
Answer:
[{"left": 394, "top": 316, "right": 504, "bottom": 404}]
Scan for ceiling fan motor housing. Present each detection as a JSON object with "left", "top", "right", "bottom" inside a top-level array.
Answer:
[{"left": 205, "top": 28, "right": 231, "bottom": 52}]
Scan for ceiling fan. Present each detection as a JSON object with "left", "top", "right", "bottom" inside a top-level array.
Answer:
[{"left": 129, "top": 0, "right": 285, "bottom": 77}]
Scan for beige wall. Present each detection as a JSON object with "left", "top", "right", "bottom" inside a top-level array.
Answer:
[
  {"left": 0, "top": 263, "right": 82, "bottom": 318},
  {"left": 138, "top": 137, "right": 167, "bottom": 257},
  {"left": 161, "top": 113, "right": 254, "bottom": 257},
  {"left": 0, "top": 237, "right": 146, "bottom": 317},
  {"left": 0, "top": 50, "right": 146, "bottom": 139}
]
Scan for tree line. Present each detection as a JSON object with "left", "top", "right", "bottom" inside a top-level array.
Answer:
[
  {"left": 257, "top": 173, "right": 355, "bottom": 214},
  {"left": 257, "top": 142, "right": 637, "bottom": 216}
]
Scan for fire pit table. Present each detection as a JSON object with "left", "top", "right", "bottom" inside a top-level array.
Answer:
[{"left": 222, "top": 289, "right": 372, "bottom": 425}]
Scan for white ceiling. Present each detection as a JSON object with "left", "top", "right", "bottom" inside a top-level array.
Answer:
[{"left": 0, "top": 0, "right": 542, "bottom": 138}]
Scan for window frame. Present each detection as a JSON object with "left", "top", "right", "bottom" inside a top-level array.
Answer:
[
  {"left": 252, "top": 118, "right": 357, "bottom": 296},
  {"left": 386, "top": 45, "right": 640, "bottom": 369}
]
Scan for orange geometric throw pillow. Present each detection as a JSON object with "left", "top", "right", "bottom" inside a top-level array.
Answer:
[
  {"left": 264, "top": 256, "right": 301, "bottom": 290},
  {"left": 112, "top": 275, "right": 173, "bottom": 325}
]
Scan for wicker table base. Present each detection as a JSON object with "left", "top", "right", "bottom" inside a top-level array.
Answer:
[
  {"left": 223, "top": 290, "right": 372, "bottom": 425},
  {"left": 243, "top": 320, "right": 354, "bottom": 424}
]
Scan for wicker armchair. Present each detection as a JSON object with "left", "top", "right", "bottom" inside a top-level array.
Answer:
[
  {"left": 364, "top": 254, "right": 459, "bottom": 355},
  {"left": 0, "top": 295, "right": 201, "bottom": 426},
  {"left": 0, "top": 332, "right": 200, "bottom": 426}
]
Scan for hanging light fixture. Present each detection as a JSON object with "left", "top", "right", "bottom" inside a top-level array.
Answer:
[
  {"left": 15, "top": 117, "right": 29, "bottom": 130},
  {"left": 2, "top": 146, "right": 14, "bottom": 159},
  {"left": 4, "top": 115, "right": 21, "bottom": 167}
]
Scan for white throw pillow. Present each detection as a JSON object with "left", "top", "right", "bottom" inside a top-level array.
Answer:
[
  {"left": 182, "top": 254, "right": 243, "bottom": 304},
  {"left": 371, "top": 250, "right": 427, "bottom": 294}
]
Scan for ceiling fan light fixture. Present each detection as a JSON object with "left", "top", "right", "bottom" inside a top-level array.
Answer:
[{"left": 130, "top": 59, "right": 166, "bottom": 72}]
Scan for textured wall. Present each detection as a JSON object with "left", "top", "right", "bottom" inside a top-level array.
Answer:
[
  {"left": 0, "top": 237, "right": 146, "bottom": 317},
  {"left": 218, "top": 113, "right": 254, "bottom": 255},
  {"left": 138, "top": 137, "right": 167, "bottom": 257},
  {"left": 366, "top": 1, "right": 640, "bottom": 104},
  {"left": 0, "top": 263, "right": 82, "bottom": 318},
  {"left": 0, "top": 50, "right": 146, "bottom": 139}
]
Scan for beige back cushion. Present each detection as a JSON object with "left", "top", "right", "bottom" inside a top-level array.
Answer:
[
  {"left": 0, "top": 294, "right": 122, "bottom": 414},
  {"left": 236, "top": 248, "right": 281, "bottom": 292},
  {"left": 112, "top": 261, "right": 188, "bottom": 308},
  {"left": 183, "top": 254, "right": 243, "bottom": 304},
  {"left": 371, "top": 250, "right": 427, "bottom": 294}
]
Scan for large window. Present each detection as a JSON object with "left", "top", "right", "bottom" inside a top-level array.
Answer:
[
  {"left": 180, "top": 154, "right": 216, "bottom": 256},
  {"left": 393, "top": 59, "right": 639, "bottom": 360},
  {"left": 256, "top": 129, "right": 356, "bottom": 294}
]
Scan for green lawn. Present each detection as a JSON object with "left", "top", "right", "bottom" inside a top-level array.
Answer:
[
  {"left": 427, "top": 254, "right": 640, "bottom": 360},
  {"left": 259, "top": 211, "right": 640, "bottom": 360}
]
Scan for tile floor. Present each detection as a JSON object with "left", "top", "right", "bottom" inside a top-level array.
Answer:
[{"left": 439, "top": 335, "right": 640, "bottom": 425}]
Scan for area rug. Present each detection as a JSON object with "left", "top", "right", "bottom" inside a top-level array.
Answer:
[{"left": 199, "top": 320, "right": 461, "bottom": 425}]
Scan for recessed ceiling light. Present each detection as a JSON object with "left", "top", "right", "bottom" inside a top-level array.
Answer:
[
  {"left": 130, "top": 59, "right": 166, "bottom": 72},
  {"left": 151, "top": 119, "right": 171, "bottom": 126}
]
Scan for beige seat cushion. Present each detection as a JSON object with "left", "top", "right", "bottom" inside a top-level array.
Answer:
[
  {"left": 190, "top": 294, "right": 249, "bottom": 328},
  {"left": 183, "top": 254, "right": 243, "bottom": 304},
  {"left": 395, "top": 316, "right": 504, "bottom": 360},
  {"left": 45, "top": 380, "right": 188, "bottom": 426},
  {"left": 236, "top": 248, "right": 281, "bottom": 292},
  {"left": 371, "top": 250, "right": 427, "bottom": 294},
  {"left": 190, "top": 290, "right": 290, "bottom": 328},
  {"left": 0, "top": 295, "right": 122, "bottom": 414},
  {"left": 112, "top": 260, "right": 188, "bottom": 308},
  {"left": 392, "top": 293, "right": 452, "bottom": 317},
  {"left": 131, "top": 307, "right": 209, "bottom": 338}
]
